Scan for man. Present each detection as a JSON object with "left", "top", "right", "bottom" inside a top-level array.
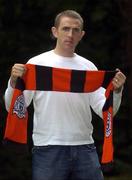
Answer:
[{"left": 4, "top": 10, "right": 126, "bottom": 180}]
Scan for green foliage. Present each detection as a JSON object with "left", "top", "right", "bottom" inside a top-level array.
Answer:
[{"left": 80, "top": 0, "right": 125, "bottom": 70}]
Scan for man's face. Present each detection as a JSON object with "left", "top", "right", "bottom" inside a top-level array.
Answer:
[{"left": 52, "top": 16, "right": 85, "bottom": 53}]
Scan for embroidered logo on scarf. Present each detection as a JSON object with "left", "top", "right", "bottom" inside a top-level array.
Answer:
[
  {"left": 13, "top": 94, "right": 26, "bottom": 119},
  {"left": 106, "top": 111, "right": 112, "bottom": 137}
]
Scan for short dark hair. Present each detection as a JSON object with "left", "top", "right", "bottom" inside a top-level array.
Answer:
[{"left": 54, "top": 10, "right": 84, "bottom": 29}]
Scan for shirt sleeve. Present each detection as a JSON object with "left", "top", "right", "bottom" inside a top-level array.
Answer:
[
  {"left": 4, "top": 79, "right": 34, "bottom": 112},
  {"left": 113, "top": 90, "right": 122, "bottom": 116},
  {"left": 89, "top": 87, "right": 122, "bottom": 119}
]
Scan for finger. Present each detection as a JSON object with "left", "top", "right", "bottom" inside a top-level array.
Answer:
[
  {"left": 116, "top": 68, "right": 120, "bottom": 72},
  {"left": 12, "top": 64, "right": 26, "bottom": 75},
  {"left": 115, "top": 71, "right": 126, "bottom": 81},
  {"left": 11, "top": 65, "right": 27, "bottom": 79},
  {"left": 13, "top": 64, "right": 26, "bottom": 71}
]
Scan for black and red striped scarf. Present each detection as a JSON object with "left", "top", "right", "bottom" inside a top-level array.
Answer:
[{"left": 4, "top": 64, "right": 116, "bottom": 164}]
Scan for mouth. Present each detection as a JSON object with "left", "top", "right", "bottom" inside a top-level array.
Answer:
[{"left": 64, "top": 40, "right": 74, "bottom": 46}]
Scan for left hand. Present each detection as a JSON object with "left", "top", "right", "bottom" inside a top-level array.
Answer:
[{"left": 112, "top": 69, "right": 126, "bottom": 93}]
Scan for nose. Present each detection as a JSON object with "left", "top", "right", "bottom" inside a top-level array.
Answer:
[{"left": 67, "top": 29, "right": 73, "bottom": 37}]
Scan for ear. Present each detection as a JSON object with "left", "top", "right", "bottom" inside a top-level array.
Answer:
[
  {"left": 80, "top": 30, "right": 85, "bottom": 40},
  {"left": 51, "top": 27, "right": 58, "bottom": 38}
]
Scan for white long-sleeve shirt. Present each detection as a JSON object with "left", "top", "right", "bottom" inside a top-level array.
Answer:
[{"left": 4, "top": 50, "right": 122, "bottom": 146}]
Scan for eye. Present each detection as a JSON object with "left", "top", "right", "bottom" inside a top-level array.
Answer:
[
  {"left": 62, "top": 27, "right": 70, "bottom": 32},
  {"left": 73, "top": 28, "right": 81, "bottom": 33}
]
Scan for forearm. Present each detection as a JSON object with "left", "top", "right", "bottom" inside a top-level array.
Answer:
[
  {"left": 4, "top": 79, "right": 15, "bottom": 111},
  {"left": 113, "top": 89, "right": 123, "bottom": 116}
]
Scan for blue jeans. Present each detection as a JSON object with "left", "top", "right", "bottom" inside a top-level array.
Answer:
[{"left": 32, "top": 144, "right": 104, "bottom": 180}]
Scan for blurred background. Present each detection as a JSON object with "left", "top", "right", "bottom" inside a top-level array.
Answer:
[{"left": 0, "top": 0, "right": 132, "bottom": 179}]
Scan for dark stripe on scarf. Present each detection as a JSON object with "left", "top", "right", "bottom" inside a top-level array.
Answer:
[
  {"left": 35, "top": 65, "right": 52, "bottom": 90},
  {"left": 71, "top": 70, "right": 86, "bottom": 92},
  {"left": 103, "top": 90, "right": 113, "bottom": 111},
  {"left": 15, "top": 77, "right": 25, "bottom": 91},
  {"left": 102, "top": 71, "right": 115, "bottom": 88}
]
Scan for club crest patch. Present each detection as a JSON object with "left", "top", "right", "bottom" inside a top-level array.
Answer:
[
  {"left": 106, "top": 112, "right": 111, "bottom": 137},
  {"left": 13, "top": 94, "right": 26, "bottom": 119}
]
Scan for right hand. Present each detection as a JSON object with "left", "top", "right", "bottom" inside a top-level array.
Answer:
[{"left": 10, "top": 63, "right": 27, "bottom": 88}]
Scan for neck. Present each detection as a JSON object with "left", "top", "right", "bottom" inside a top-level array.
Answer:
[{"left": 54, "top": 46, "right": 75, "bottom": 57}]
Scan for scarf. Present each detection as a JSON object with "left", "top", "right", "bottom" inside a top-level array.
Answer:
[{"left": 4, "top": 64, "right": 116, "bottom": 164}]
